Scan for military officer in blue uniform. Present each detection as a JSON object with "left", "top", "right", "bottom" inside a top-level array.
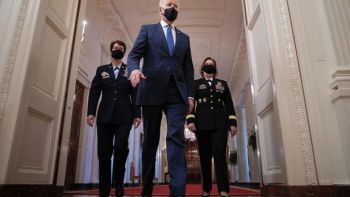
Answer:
[
  {"left": 87, "top": 40, "right": 141, "bottom": 197},
  {"left": 187, "top": 57, "right": 238, "bottom": 197}
]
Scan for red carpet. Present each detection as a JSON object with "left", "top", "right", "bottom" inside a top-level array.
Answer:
[{"left": 65, "top": 184, "right": 260, "bottom": 196}]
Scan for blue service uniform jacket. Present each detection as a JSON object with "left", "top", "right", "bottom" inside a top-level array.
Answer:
[{"left": 87, "top": 63, "right": 140, "bottom": 124}]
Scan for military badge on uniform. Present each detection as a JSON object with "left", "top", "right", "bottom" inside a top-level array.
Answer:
[
  {"left": 203, "top": 98, "right": 207, "bottom": 102},
  {"left": 123, "top": 69, "right": 128, "bottom": 77},
  {"left": 199, "top": 84, "right": 207, "bottom": 90},
  {"left": 215, "top": 82, "right": 225, "bottom": 92},
  {"left": 101, "top": 71, "right": 110, "bottom": 79},
  {"left": 198, "top": 99, "right": 202, "bottom": 103}
]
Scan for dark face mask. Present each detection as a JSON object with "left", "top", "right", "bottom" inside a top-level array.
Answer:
[
  {"left": 111, "top": 49, "right": 125, "bottom": 59},
  {"left": 163, "top": 7, "right": 178, "bottom": 21},
  {"left": 202, "top": 64, "right": 216, "bottom": 74}
]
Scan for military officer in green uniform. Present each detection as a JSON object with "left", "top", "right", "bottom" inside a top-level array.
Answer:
[{"left": 187, "top": 57, "right": 238, "bottom": 197}]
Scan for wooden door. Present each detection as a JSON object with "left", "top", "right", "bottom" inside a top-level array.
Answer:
[
  {"left": 6, "top": 0, "right": 79, "bottom": 183},
  {"left": 65, "top": 81, "right": 84, "bottom": 186},
  {"left": 243, "top": 1, "right": 286, "bottom": 183}
]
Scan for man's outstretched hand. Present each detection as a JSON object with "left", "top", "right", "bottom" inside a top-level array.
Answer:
[{"left": 129, "top": 70, "right": 146, "bottom": 87}]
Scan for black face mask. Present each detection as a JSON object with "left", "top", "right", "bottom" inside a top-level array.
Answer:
[
  {"left": 202, "top": 64, "right": 216, "bottom": 74},
  {"left": 163, "top": 7, "right": 178, "bottom": 21},
  {"left": 111, "top": 49, "right": 125, "bottom": 59}
]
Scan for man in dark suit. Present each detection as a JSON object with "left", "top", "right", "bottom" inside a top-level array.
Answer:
[
  {"left": 127, "top": 0, "right": 194, "bottom": 196},
  {"left": 87, "top": 40, "right": 141, "bottom": 197}
]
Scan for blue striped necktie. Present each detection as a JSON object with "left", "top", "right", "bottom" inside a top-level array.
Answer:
[{"left": 166, "top": 25, "right": 174, "bottom": 55}]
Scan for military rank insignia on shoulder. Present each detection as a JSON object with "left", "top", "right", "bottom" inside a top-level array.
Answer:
[{"left": 101, "top": 71, "right": 110, "bottom": 79}]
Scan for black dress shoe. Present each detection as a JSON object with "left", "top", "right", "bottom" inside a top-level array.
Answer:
[
  {"left": 116, "top": 184, "right": 124, "bottom": 197},
  {"left": 141, "top": 187, "right": 153, "bottom": 197},
  {"left": 141, "top": 191, "right": 152, "bottom": 197}
]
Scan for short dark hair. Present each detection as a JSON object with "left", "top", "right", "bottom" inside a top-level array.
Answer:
[
  {"left": 110, "top": 40, "right": 126, "bottom": 52},
  {"left": 200, "top": 57, "right": 217, "bottom": 77}
]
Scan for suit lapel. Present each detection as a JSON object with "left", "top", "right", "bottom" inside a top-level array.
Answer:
[
  {"left": 173, "top": 28, "right": 181, "bottom": 56},
  {"left": 212, "top": 78, "right": 217, "bottom": 86},
  {"left": 116, "top": 63, "right": 126, "bottom": 81},
  {"left": 107, "top": 64, "right": 116, "bottom": 80}
]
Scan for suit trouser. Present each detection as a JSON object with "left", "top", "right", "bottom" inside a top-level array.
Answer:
[
  {"left": 141, "top": 78, "right": 187, "bottom": 196},
  {"left": 196, "top": 128, "right": 229, "bottom": 193},
  {"left": 97, "top": 122, "right": 132, "bottom": 196}
]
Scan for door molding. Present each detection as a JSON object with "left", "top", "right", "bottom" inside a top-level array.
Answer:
[{"left": 277, "top": 0, "right": 317, "bottom": 184}]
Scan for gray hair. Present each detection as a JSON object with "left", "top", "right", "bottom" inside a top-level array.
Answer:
[
  {"left": 159, "top": 0, "right": 165, "bottom": 7},
  {"left": 159, "top": 0, "right": 180, "bottom": 8}
]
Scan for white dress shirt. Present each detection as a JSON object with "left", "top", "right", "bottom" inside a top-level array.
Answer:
[
  {"left": 160, "top": 20, "right": 176, "bottom": 45},
  {"left": 205, "top": 77, "right": 214, "bottom": 86},
  {"left": 112, "top": 63, "right": 122, "bottom": 77}
]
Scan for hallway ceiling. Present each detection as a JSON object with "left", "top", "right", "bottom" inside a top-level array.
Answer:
[{"left": 105, "top": 0, "right": 243, "bottom": 81}]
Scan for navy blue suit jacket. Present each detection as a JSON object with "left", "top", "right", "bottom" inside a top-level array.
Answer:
[
  {"left": 127, "top": 23, "right": 194, "bottom": 105},
  {"left": 87, "top": 63, "right": 140, "bottom": 124}
]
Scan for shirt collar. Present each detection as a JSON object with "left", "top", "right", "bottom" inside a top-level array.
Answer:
[
  {"left": 112, "top": 63, "right": 122, "bottom": 69},
  {"left": 160, "top": 20, "right": 175, "bottom": 29}
]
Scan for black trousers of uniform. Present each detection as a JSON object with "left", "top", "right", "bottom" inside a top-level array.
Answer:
[
  {"left": 196, "top": 128, "right": 229, "bottom": 193},
  {"left": 97, "top": 122, "right": 132, "bottom": 196}
]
